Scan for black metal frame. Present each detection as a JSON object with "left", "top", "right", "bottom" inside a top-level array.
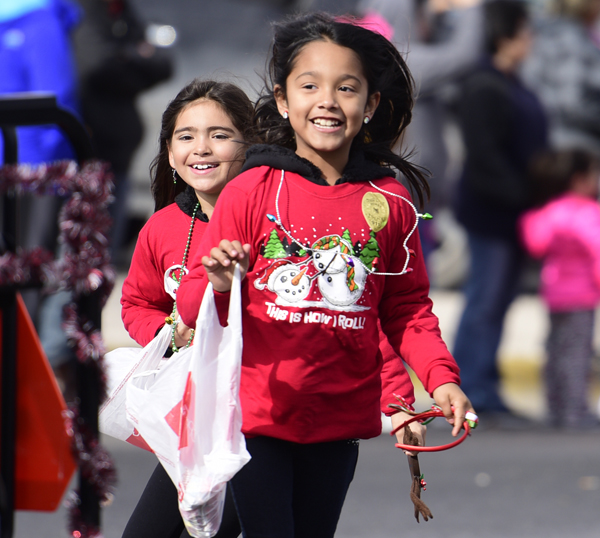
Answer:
[{"left": 0, "top": 93, "right": 101, "bottom": 538}]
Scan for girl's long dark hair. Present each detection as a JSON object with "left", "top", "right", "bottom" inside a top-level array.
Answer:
[
  {"left": 254, "top": 12, "right": 430, "bottom": 208},
  {"left": 151, "top": 79, "right": 255, "bottom": 211}
]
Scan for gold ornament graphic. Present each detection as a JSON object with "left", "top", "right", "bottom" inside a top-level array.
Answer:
[{"left": 362, "top": 192, "right": 389, "bottom": 232}]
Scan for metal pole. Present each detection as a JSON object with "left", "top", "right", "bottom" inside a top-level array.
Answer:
[
  {"left": 0, "top": 96, "right": 99, "bottom": 536},
  {"left": 0, "top": 125, "right": 19, "bottom": 538},
  {"left": 76, "top": 292, "right": 102, "bottom": 530}
]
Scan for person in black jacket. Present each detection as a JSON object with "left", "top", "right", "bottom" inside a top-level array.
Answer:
[
  {"left": 73, "top": 0, "right": 173, "bottom": 262},
  {"left": 451, "top": 0, "right": 547, "bottom": 422}
]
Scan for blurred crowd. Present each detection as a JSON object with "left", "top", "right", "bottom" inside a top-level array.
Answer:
[
  {"left": 1, "top": 0, "right": 600, "bottom": 427},
  {"left": 358, "top": 0, "right": 600, "bottom": 428}
]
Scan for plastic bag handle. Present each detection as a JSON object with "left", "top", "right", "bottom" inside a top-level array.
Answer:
[{"left": 226, "top": 264, "right": 242, "bottom": 330}]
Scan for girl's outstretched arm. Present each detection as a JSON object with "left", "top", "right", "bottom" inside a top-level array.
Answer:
[
  {"left": 432, "top": 383, "right": 475, "bottom": 437},
  {"left": 202, "top": 239, "right": 251, "bottom": 292}
]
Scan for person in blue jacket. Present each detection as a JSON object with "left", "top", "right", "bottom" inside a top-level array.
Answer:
[{"left": 0, "top": 0, "right": 80, "bottom": 164}]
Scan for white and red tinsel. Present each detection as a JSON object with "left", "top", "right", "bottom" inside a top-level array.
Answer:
[{"left": 0, "top": 160, "right": 117, "bottom": 538}]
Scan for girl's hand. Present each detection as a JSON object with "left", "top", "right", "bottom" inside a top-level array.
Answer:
[
  {"left": 201, "top": 240, "right": 251, "bottom": 292},
  {"left": 432, "top": 382, "right": 475, "bottom": 437},
  {"left": 173, "top": 319, "right": 194, "bottom": 348},
  {"left": 391, "top": 411, "right": 427, "bottom": 456}
]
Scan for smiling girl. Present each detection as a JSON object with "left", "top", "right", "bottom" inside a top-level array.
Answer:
[
  {"left": 121, "top": 79, "right": 253, "bottom": 350},
  {"left": 177, "top": 14, "right": 473, "bottom": 537},
  {"left": 120, "top": 79, "right": 254, "bottom": 538}
]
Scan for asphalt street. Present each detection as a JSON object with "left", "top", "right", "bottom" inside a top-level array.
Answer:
[{"left": 14, "top": 427, "right": 600, "bottom": 538}]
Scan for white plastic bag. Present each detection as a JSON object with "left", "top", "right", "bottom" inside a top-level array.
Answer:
[
  {"left": 99, "top": 324, "right": 185, "bottom": 450},
  {"left": 125, "top": 340, "right": 193, "bottom": 477},
  {"left": 128, "top": 265, "right": 250, "bottom": 538}
]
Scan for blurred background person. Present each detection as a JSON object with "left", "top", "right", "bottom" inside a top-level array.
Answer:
[
  {"left": 357, "top": 0, "right": 483, "bottom": 274},
  {"left": 451, "top": 0, "right": 548, "bottom": 423},
  {"left": 523, "top": 0, "right": 600, "bottom": 157},
  {"left": 72, "top": 0, "right": 173, "bottom": 268},
  {"left": 520, "top": 149, "right": 600, "bottom": 430}
]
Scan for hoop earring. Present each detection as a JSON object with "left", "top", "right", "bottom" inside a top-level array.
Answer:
[
  {"left": 172, "top": 168, "right": 177, "bottom": 185},
  {"left": 363, "top": 116, "right": 370, "bottom": 125},
  {"left": 282, "top": 111, "right": 288, "bottom": 120}
]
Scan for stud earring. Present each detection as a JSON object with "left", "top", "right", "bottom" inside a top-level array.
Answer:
[
  {"left": 172, "top": 168, "right": 177, "bottom": 185},
  {"left": 363, "top": 116, "right": 370, "bottom": 124},
  {"left": 283, "top": 111, "right": 289, "bottom": 120}
]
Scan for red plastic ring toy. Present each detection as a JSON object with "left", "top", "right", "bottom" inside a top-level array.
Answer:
[{"left": 391, "top": 409, "right": 474, "bottom": 452}]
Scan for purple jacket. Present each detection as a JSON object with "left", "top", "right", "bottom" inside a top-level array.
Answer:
[{"left": 520, "top": 193, "right": 600, "bottom": 312}]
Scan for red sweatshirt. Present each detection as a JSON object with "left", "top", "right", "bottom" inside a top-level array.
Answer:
[
  {"left": 121, "top": 188, "right": 208, "bottom": 346},
  {"left": 177, "top": 146, "right": 460, "bottom": 443}
]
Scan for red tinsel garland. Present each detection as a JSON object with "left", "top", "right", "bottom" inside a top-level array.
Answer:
[
  {"left": 0, "top": 160, "right": 117, "bottom": 538},
  {"left": 0, "top": 161, "right": 116, "bottom": 297},
  {"left": 64, "top": 405, "right": 117, "bottom": 538}
]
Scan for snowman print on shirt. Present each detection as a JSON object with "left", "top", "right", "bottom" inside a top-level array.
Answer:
[
  {"left": 255, "top": 232, "right": 372, "bottom": 311},
  {"left": 311, "top": 236, "right": 368, "bottom": 310},
  {"left": 254, "top": 259, "right": 312, "bottom": 305},
  {"left": 164, "top": 264, "right": 187, "bottom": 299}
]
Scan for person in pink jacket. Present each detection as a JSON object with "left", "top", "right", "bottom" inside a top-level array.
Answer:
[{"left": 520, "top": 148, "right": 600, "bottom": 429}]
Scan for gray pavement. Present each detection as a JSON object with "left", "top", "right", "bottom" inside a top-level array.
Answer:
[{"left": 14, "top": 426, "right": 600, "bottom": 538}]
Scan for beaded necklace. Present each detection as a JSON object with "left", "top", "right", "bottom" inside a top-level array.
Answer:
[
  {"left": 165, "top": 201, "right": 199, "bottom": 352},
  {"left": 267, "top": 169, "right": 432, "bottom": 277}
]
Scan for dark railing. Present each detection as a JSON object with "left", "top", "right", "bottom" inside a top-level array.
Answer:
[{"left": 0, "top": 93, "right": 102, "bottom": 538}]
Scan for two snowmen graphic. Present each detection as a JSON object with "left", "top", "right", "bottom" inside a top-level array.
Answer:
[{"left": 255, "top": 231, "right": 379, "bottom": 312}]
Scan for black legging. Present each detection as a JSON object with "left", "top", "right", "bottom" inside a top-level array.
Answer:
[
  {"left": 121, "top": 463, "right": 241, "bottom": 538},
  {"left": 230, "top": 436, "right": 359, "bottom": 538}
]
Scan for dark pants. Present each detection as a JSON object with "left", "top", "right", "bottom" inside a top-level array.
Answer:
[
  {"left": 546, "top": 309, "right": 595, "bottom": 426},
  {"left": 452, "top": 232, "right": 524, "bottom": 411},
  {"left": 121, "top": 463, "right": 241, "bottom": 538},
  {"left": 230, "top": 436, "right": 359, "bottom": 538}
]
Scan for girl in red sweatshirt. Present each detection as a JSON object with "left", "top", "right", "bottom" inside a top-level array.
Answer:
[
  {"left": 176, "top": 13, "right": 474, "bottom": 538},
  {"left": 120, "top": 79, "right": 254, "bottom": 538}
]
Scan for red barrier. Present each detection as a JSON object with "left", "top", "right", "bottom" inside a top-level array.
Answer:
[{"left": 0, "top": 294, "right": 76, "bottom": 511}]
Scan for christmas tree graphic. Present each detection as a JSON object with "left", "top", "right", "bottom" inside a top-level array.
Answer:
[
  {"left": 264, "top": 229, "right": 287, "bottom": 259},
  {"left": 359, "top": 231, "right": 379, "bottom": 269},
  {"left": 341, "top": 229, "right": 355, "bottom": 255}
]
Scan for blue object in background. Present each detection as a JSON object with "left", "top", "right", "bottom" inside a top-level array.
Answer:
[{"left": 0, "top": 0, "right": 81, "bottom": 164}]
